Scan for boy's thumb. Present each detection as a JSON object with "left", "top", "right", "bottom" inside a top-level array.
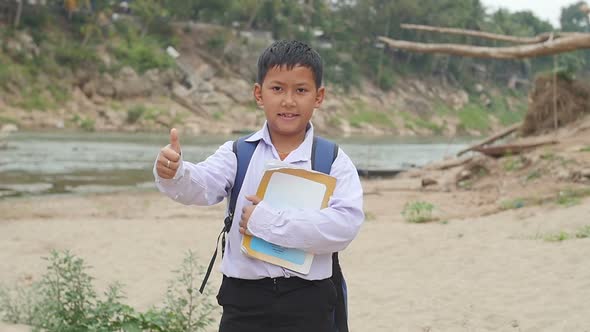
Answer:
[{"left": 170, "top": 128, "right": 181, "bottom": 153}]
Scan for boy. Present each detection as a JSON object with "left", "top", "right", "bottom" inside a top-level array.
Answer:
[{"left": 154, "top": 40, "right": 364, "bottom": 332}]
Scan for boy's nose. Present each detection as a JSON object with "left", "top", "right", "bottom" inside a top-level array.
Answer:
[{"left": 281, "top": 95, "right": 296, "bottom": 107}]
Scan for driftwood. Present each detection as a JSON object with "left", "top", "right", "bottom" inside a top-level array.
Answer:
[
  {"left": 378, "top": 23, "right": 590, "bottom": 59},
  {"left": 472, "top": 140, "right": 558, "bottom": 158},
  {"left": 457, "top": 122, "right": 521, "bottom": 157}
]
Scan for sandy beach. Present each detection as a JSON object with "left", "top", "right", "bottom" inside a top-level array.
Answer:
[
  {"left": 1, "top": 175, "right": 589, "bottom": 332},
  {"left": 2, "top": 111, "right": 590, "bottom": 332}
]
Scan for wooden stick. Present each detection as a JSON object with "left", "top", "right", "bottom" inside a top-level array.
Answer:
[{"left": 457, "top": 122, "right": 521, "bottom": 157}]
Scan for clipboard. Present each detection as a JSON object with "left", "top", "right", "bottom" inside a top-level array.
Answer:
[{"left": 241, "top": 167, "right": 336, "bottom": 274}]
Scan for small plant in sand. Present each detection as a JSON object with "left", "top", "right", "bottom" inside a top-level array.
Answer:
[
  {"left": 402, "top": 201, "right": 435, "bottom": 223},
  {"left": 0, "top": 250, "right": 216, "bottom": 332},
  {"left": 555, "top": 188, "right": 590, "bottom": 207},
  {"left": 575, "top": 225, "right": 590, "bottom": 239},
  {"left": 500, "top": 198, "right": 526, "bottom": 210},
  {"left": 580, "top": 146, "right": 590, "bottom": 152},
  {"left": 544, "top": 231, "right": 571, "bottom": 242},
  {"left": 535, "top": 225, "right": 590, "bottom": 242}
]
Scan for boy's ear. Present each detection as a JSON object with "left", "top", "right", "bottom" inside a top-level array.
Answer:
[
  {"left": 253, "top": 83, "right": 263, "bottom": 108},
  {"left": 314, "top": 86, "right": 326, "bottom": 109}
]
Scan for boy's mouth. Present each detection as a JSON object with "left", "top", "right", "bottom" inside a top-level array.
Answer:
[{"left": 278, "top": 113, "right": 299, "bottom": 119}]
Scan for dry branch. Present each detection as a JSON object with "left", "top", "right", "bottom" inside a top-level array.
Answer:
[
  {"left": 457, "top": 122, "right": 521, "bottom": 157},
  {"left": 400, "top": 24, "right": 582, "bottom": 44},
  {"left": 378, "top": 33, "right": 590, "bottom": 59},
  {"left": 472, "top": 140, "right": 558, "bottom": 158}
]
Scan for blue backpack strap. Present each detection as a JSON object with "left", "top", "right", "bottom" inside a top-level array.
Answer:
[
  {"left": 199, "top": 135, "right": 259, "bottom": 294},
  {"left": 311, "top": 136, "right": 339, "bottom": 174},
  {"left": 311, "top": 137, "right": 348, "bottom": 332},
  {"left": 227, "top": 136, "right": 259, "bottom": 232}
]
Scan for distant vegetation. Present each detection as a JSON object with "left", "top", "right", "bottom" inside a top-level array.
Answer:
[
  {"left": 2, "top": 0, "right": 590, "bottom": 91},
  {"left": 2, "top": 1, "right": 590, "bottom": 134}
]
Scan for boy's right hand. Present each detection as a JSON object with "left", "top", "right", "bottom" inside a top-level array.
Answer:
[{"left": 156, "top": 128, "right": 182, "bottom": 179}]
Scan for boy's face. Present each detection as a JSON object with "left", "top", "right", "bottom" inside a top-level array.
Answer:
[{"left": 254, "top": 65, "right": 325, "bottom": 142}]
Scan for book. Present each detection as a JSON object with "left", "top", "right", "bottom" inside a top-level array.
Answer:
[{"left": 241, "top": 166, "right": 337, "bottom": 274}]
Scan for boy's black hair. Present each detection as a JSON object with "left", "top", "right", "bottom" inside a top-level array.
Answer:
[{"left": 256, "top": 40, "right": 323, "bottom": 89}]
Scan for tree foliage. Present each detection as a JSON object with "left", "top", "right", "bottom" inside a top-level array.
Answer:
[{"left": 4, "top": 0, "right": 590, "bottom": 89}]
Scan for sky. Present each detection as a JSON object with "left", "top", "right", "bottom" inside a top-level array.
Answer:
[{"left": 481, "top": 0, "right": 581, "bottom": 28}]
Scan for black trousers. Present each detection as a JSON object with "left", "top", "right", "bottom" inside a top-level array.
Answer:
[{"left": 217, "top": 276, "right": 337, "bottom": 332}]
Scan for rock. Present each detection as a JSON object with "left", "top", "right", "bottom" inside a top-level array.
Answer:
[
  {"left": 197, "top": 81, "right": 215, "bottom": 93},
  {"left": 421, "top": 178, "right": 438, "bottom": 187},
  {"left": 82, "top": 81, "right": 96, "bottom": 98},
  {"left": 450, "top": 90, "right": 469, "bottom": 110},
  {"left": 557, "top": 170, "right": 571, "bottom": 180},
  {"left": 196, "top": 63, "right": 216, "bottom": 81},
  {"left": 211, "top": 78, "right": 252, "bottom": 104},
  {"left": 119, "top": 66, "right": 138, "bottom": 80},
  {"left": 96, "top": 74, "right": 116, "bottom": 98},
  {"left": 580, "top": 169, "right": 590, "bottom": 179},
  {"left": 457, "top": 169, "right": 472, "bottom": 182},
  {"left": 114, "top": 77, "right": 151, "bottom": 99},
  {"left": 475, "top": 84, "right": 484, "bottom": 93},
  {"left": 1, "top": 124, "right": 18, "bottom": 133}
]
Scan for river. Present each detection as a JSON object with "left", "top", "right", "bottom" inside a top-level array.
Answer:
[{"left": 0, "top": 131, "right": 471, "bottom": 198}]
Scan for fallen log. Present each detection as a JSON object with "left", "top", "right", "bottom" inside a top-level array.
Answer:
[
  {"left": 472, "top": 140, "right": 558, "bottom": 158},
  {"left": 457, "top": 122, "right": 521, "bottom": 157}
]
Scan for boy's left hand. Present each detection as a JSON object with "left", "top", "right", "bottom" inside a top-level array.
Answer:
[{"left": 239, "top": 195, "right": 261, "bottom": 235}]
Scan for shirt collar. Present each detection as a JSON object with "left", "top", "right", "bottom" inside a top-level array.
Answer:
[{"left": 246, "top": 121, "right": 315, "bottom": 162}]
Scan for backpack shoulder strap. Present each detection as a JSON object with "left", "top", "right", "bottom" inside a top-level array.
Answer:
[
  {"left": 227, "top": 136, "right": 259, "bottom": 227},
  {"left": 311, "top": 137, "right": 349, "bottom": 332},
  {"left": 199, "top": 134, "right": 258, "bottom": 294},
  {"left": 311, "top": 136, "right": 339, "bottom": 174}
]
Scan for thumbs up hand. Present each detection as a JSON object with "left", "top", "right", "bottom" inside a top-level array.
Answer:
[{"left": 157, "top": 128, "right": 182, "bottom": 179}]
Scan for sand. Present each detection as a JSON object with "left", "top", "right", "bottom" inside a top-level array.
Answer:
[{"left": 1, "top": 179, "right": 589, "bottom": 332}]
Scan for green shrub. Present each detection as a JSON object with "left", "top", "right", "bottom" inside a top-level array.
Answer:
[
  {"left": 349, "top": 111, "right": 392, "bottom": 128},
  {"left": 47, "top": 84, "right": 70, "bottom": 104},
  {"left": 54, "top": 43, "right": 100, "bottom": 68},
  {"left": 457, "top": 103, "right": 490, "bottom": 132},
  {"left": 17, "top": 87, "right": 51, "bottom": 111},
  {"left": 80, "top": 118, "right": 95, "bottom": 132},
  {"left": 0, "top": 116, "right": 19, "bottom": 125},
  {"left": 0, "top": 250, "right": 216, "bottom": 332},
  {"left": 111, "top": 38, "right": 174, "bottom": 74},
  {"left": 402, "top": 201, "right": 435, "bottom": 223},
  {"left": 127, "top": 105, "right": 147, "bottom": 123}
]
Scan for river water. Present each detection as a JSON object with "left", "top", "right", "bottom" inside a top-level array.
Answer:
[{"left": 0, "top": 131, "right": 471, "bottom": 199}]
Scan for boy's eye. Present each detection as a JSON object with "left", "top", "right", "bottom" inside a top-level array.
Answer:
[
  {"left": 297, "top": 88, "right": 308, "bottom": 93},
  {"left": 271, "top": 86, "right": 282, "bottom": 92}
]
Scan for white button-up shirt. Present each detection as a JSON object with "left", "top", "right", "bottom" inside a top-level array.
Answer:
[{"left": 154, "top": 122, "right": 364, "bottom": 280}]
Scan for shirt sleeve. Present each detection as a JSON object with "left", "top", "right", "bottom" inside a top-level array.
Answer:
[
  {"left": 246, "top": 150, "right": 364, "bottom": 254},
  {"left": 153, "top": 141, "right": 236, "bottom": 206}
]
